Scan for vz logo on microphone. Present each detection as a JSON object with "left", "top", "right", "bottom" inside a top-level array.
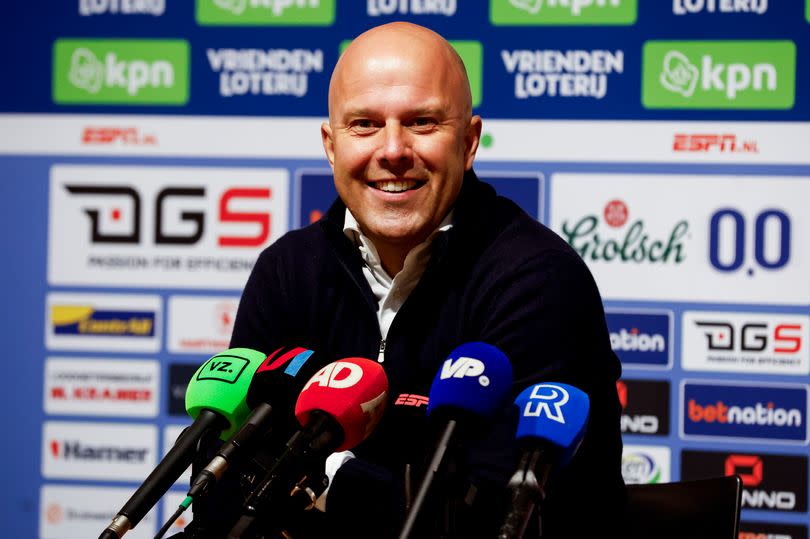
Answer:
[
  {"left": 303, "top": 361, "right": 363, "bottom": 391},
  {"left": 523, "top": 384, "right": 569, "bottom": 424},
  {"left": 439, "top": 357, "right": 490, "bottom": 387}
]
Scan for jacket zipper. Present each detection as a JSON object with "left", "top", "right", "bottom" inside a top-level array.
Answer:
[{"left": 377, "top": 339, "right": 386, "bottom": 363}]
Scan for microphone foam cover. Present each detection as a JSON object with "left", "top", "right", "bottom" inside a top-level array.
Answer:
[
  {"left": 427, "top": 342, "right": 513, "bottom": 419},
  {"left": 514, "top": 382, "right": 589, "bottom": 464},
  {"left": 295, "top": 357, "right": 388, "bottom": 452},
  {"left": 185, "top": 348, "right": 266, "bottom": 439},
  {"left": 245, "top": 346, "right": 320, "bottom": 410}
]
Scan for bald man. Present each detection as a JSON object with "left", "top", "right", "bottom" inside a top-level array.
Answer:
[{"left": 228, "top": 22, "right": 625, "bottom": 538}]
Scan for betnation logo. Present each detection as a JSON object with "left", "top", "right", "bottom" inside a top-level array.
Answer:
[
  {"left": 682, "top": 382, "right": 807, "bottom": 443},
  {"left": 53, "top": 39, "right": 189, "bottom": 105}
]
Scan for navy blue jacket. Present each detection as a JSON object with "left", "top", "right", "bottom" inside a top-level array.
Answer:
[{"left": 223, "top": 171, "right": 625, "bottom": 538}]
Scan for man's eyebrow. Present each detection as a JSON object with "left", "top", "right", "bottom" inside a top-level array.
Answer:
[{"left": 340, "top": 105, "right": 447, "bottom": 120}]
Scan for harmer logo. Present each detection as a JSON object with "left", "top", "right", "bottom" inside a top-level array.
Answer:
[
  {"left": 491, "top": 0, "right": 637, "bottom": 25},
  {"left": 642, "top": 40, "right": 795, "bottom": 109},
  {"left": 53, "top": 39, "right": 189, "bottom": 105},
  {"left": 196, "top": 0, "right": 335, "bottom": 25}
]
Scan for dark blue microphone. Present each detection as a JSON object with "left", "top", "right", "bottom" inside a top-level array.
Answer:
[
  {"left": 497, "top": 382, "right": 590, "bottom": 539},
  {"left": 397, "top": 342, "right": 512, "bottom": 539}
]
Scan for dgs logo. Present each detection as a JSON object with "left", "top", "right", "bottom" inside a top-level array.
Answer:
[
  {"left": 66, "top": 184, "right": 271, "bottom": 247},
  {"left": 708, "top": 207, "right": 791, "bottom": 274},
  {"left": 695, "top": 320, "right": 801, "bottom": 353}
]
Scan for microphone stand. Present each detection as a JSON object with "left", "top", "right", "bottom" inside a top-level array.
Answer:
[
  {"left": 187, "top": 427, "right": 224, "bottom": 539},
  {"left": 497, "top": 447, "right": 550, "bottom": 539}
]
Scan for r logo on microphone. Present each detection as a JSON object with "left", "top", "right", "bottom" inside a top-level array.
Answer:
[
  {"left": 303, "top": 361, "right": 364, "bottom": 391},
  {"left": 439, "top": 356, "right": 490, "bottom": 387},
  {"left": 523, "top": 384, "right": 570, "bottom": 424}
]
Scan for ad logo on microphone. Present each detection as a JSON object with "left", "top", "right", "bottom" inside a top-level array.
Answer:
[
  {"left": 439, "top": 356, "right": 490, "bottom": 386},
  {"left": 522, "top": 384, "right": 569, "bottom": 423},
  {"left": 303, "top": 360, "right": 363, "bottom": 391}
]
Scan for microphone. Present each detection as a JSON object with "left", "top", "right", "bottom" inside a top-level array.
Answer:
[
  {"left": 187, "top": 346, "right": 320, "bottom": 500},
  {"left": 397, "top": 342, "right": 512, "bottom": 539},
  {"left": 99, "top": 348, "right": 267, "bottom": 539},
  {"left": 497, "top": 382, "right": 589, "bottom": 539},
  {"left": 227, "top": 357, "right": 388, "bottom": 539}
]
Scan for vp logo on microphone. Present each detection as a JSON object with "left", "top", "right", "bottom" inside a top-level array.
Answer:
[
  {"left": 522, "top": 384, "right": 569, "bottom": 424},
  {"left": 303, "top": 361, "right": 363, "bottom": 391},
  {"left": 439, "top": 356, "right": 490, "bottom": 386}
]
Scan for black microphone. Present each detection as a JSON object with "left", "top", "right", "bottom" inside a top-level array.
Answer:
[
  {"left": 99, "top": 348, "right": 267, "bottom": 539},
  {"left": 227, "top": 357, "right": 389, "bottom": 539},
  {"left": 397, "top": 342, "right": 513, "bottom": 539},
  {"left": 497, "top": 382, "right": 590, "bottom": 539}
]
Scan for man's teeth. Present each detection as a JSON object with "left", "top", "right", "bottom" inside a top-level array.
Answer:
[{"left": 375, "top": 180, "right": 417, "bottom": 193}]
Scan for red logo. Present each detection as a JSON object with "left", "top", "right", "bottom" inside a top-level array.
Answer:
[
  {"left": 616, "top": 381, "right": 627, "bottom": 409},
  {"left": 394, "top": 393, "right": 429, "bottom": 407},
  {"left": 673, "top": 134, "right": 758, "bottom": 154},
  {"left": 50, "top": 440, "right": 60, "bottom": 458},
  {"left": 725, "top": 454, "right": 763, "bottom": 487},
  {"left": 604, "top": 200, "right": 628, "bottom": 228},
  {"left": 82, "top": 126, "right": 157, "bottom": 146},
  {"left": 45, "top": 503, "right": 63, "bottom": 524}
]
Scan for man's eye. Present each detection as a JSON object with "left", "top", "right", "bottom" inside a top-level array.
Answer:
[
  {"left": 350, "top": 120, "right": 377, "bottom": 133},
  {"left": 413, "top": 117, "right": 435, "bottom": 127}
]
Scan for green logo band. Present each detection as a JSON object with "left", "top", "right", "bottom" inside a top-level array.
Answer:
[
  {"left": 490, "top": 0, "right": 637, "bottom": 25},
  {"left": 196, "top": 0, "right": 335, "bottom": 25},
  {"left": 642, "top": 40, "right": 795, "bottom": 110},
  {"left": 53, "top": 39, "right": 189, "bottom": 105}
]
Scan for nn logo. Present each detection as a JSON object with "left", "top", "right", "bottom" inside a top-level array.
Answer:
[
  {"left": 440, "top": 357, "right": 490, "bottom": 387},
  {"left": 642, "top": 40, "right": 795, "bottom": 109},
  {"left": 53, "top": 39, "right": 189, "bottom": 105},
  {"left": 196, "top": 0, "right": 335, "bottom": 25},
  {"left": 491, "top": 0, "right": 637, "bottom": 25}
]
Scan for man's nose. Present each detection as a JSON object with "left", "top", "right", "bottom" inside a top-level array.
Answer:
[{"left": 379, "top": 124, "right": 413, "bottom": 166}]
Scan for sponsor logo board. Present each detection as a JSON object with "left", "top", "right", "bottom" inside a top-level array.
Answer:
[
  {"left": 502, "top": 49, "right": 624, "bottom": 100},
  {"left": 195, "top": 0, "right": 335, "bottom": 25},
  {"left": 682, "top": 311, "right": 809, "bottom": 375},
  {"left": 617, "top": 379, "right": 669, "bottom": 435},
  {"left": 168, "top": 295, "right": 239, "bottom": 354},
  {"left": 40, "top": 485, "right": 157, "bottom": 539},
  {"left": 490, "top": 0, "right": 637, "bottom": 25},
  {"left": 44, "top": 357, "right": 159, "bottom": 417},
  {"left": 642, "top": 40, "right": 795, "bottom": 109},
  {"left": 681, "top": 381, "right": 808, "bottom": 443},
  {"left": 46, "top": 292, "right": 161, "bottom": 352},
  {"left": 550, "top": 174, "right": 810, "bottom": 304},
  {"left": 42, "top": 421, "right": 157, "bottom": 481},
  {"left": 621, "top": 444, "right": 671, "bottom": 484},
  {"left": 48, "top": 164, "right": 289, "bottom": 289},
  {"left": 606, "top": 310, "right": 672, "bottom": 368},
  {"left": 681, "top": 450, "right": 807, "bottom": 513},
  {"left": 53, "top": 39, "right": 189, "bottom": 105}
]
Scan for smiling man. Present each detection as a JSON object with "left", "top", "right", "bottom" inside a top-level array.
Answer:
[{"left": 228, "top": 22, "right": 625, "bottom": 539}]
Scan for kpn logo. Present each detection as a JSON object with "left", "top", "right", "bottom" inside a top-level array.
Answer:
[
  {"left": 642, "top": 41, "right": 795, "bottom": 109},
  {"left": 53, "top": 39, "right": 189, "bottom": 105},
  {"left": 491, "top": 0, "right": 637, "bottom": 25},
  {"left": 196, "top": 0, "right": 334, "bottom": 25}
]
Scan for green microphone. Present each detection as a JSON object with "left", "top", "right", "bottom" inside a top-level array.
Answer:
[{"left": 99, "top": 348, "right": 266, "bottom": 539}]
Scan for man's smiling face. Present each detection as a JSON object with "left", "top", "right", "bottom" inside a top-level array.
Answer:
[{"left": 322, "top": 23, "right": 481, "bottom": 260}]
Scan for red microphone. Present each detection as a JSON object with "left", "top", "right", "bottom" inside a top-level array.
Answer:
[{"left": 227, "top": 358, "right": 388, "bottom": 538}]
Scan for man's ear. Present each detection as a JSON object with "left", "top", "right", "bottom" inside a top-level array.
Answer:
[
  {"left": 464, "top": 115, "right": 483, "bottom": 170},
  {"left": 321, "top": 122, "right": 335, "bottom": 170}
]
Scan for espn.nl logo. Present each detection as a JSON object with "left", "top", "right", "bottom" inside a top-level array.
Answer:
[{"left": 673, "top": 133, "right": 758, "bottom": 153}]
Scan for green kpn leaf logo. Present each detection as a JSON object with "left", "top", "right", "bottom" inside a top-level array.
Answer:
[
  {"left": 642, "top": 41, "right": 795, "bottom": 109},
  {"left": 197, "top": 0, "right": 335, "bottom": 25},
  {"left": 491, "top": 0, "right": 637, "bottom": 25},
  {"left": 53, "top": 39, "right": 189, "bottom": 105}
]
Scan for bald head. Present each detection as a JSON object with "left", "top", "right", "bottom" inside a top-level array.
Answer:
[{"left": 328, "top": 22, "right": 473, "bottom": 123}]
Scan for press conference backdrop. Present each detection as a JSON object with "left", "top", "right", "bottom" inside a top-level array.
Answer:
[{"left": 0, "top": 1, "right": 808, "bottom": 537}]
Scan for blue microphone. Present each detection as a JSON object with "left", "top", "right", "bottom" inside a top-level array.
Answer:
[
  {"left": 497, "top": 382, "right": 590, "bottom": 539},
  {"left": 397, "top": 342, "right": 512, "bottom": 539}
]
